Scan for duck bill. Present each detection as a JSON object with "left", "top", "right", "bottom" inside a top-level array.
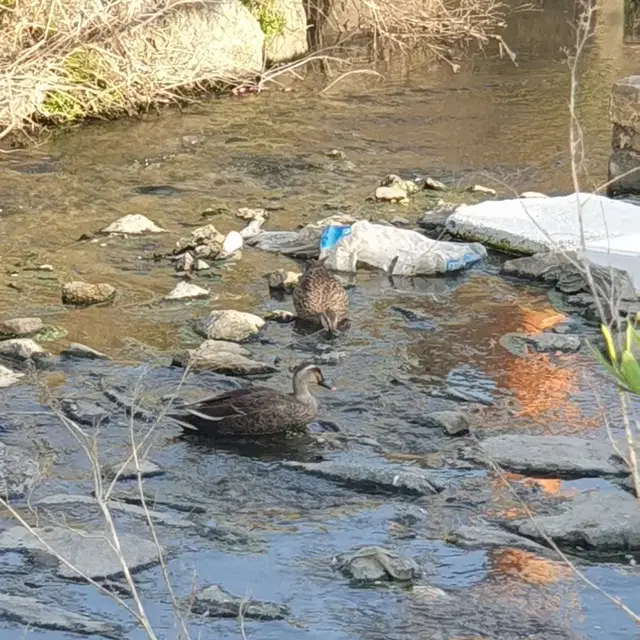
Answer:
[{"left": 319, "top": 379, "right": 335, "bottom": 391}]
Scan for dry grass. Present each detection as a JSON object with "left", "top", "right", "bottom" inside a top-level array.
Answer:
[
  {"left": 0, "top": 0, "right": 510, "bottom": 143},
  {"left": 308, "top": 0, "right": 511, "bottom": 70}
]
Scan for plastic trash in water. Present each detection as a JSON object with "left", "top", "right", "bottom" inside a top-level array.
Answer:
[
  {"left": 319, "top": 220, "right": 487, "bottom": 276},
  {"left": 320, "top": 224, "right": 352, "bottom": 251}
]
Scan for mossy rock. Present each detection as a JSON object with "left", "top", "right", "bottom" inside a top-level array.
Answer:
[{"left": 35, "top": 325, "right": 68, "bottom": 343}]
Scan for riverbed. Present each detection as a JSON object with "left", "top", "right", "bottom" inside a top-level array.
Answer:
[{"left": 1, "top": 0, "right": 640, "bottom": 638}]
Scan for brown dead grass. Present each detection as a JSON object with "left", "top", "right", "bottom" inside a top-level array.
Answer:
[{"left": 1, "top": 0, "right": 510, "bottom": 142}]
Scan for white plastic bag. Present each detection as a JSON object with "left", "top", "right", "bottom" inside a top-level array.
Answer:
[{"left": 319, "top": 220, "right": 487, "bottom": 276}]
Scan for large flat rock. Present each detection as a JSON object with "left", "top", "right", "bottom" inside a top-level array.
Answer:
[
  {"left": 0, "top": 525, "right": 162, "bottom": 580},
  {"left": 445, "top": 193, "right": 640, "bottom": 265},
  {"left": 511, "top": 491, "right": 640, "bottom": 551},
  {"left": 469, "top": 434, "right": 627, "bottom": 478}
]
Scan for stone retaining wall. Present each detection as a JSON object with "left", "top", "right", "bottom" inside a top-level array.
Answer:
[{"left": 608, "top": 75, "right": 640, "bottom": 196}]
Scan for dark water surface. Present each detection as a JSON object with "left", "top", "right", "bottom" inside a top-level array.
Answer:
[{"left": 1, "top": 0, "right": 640, "bottom": 638}]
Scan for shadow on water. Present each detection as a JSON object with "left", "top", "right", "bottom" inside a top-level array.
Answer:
[{"left": 1, "top": 0, "right": 640, "bottom": 638}]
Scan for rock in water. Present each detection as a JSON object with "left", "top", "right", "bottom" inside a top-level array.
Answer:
[
  {"left": 236, "top": 207, "right": 268, "bottom": 221},
  {"left": 333, "top": 546, "right": 421, "bottom": 582},
  {"left": 0, "top": 365, "right": 24, "bottom": 387},
  {"left": 424, "top": 410, "right": 470, "bottom": 436},
  {"left": 499, "top": 332, "right": 581, "bottom": 357},
  {"left": 189, "top": 584, "right": 289, "bottom": 620},
  {"left": 102, "top": 459, "right": 165, "bottom": 481},
  {"left": 196, "top": 310, "right": 265, "bottom": 342},
  {"left": 0, "top": 593, "right": 122, "bottom": 639},
  {"left": 62, "top": 282, "right": 116, "bottom": 306},
  {"left": 511, "top": 491, "right": 640, "bottom": 552},
  {"left": 0, "top": 338, "right": 51, "bottom": 361},
  {"left": 266, "top": 269, "right": 301, "bottom": 291},
  {"left": 0, "top": 317, "right": 43, "bottom": 338},
  {"left": 0, "top": 442, "right": 39, "bottom": 499},
  {"left": 101, "top": 214, "right": 166, "bottom": 235},
  {"left": 469, "top": 434, "right": 628, "bottom": 478},
  {"left": 0, "top": 525, "right": 162, "bottom": 580},
  {"left": 174, "top": 224, "right": 225, "bottom": 257},
  {"left": 164, "top": 281, "right": 210, "bottom": 301},
  {"left": 61, "top": 343, "right": 109, "bottom": 360},
  {"left": 423, "top": 176, "right": 448, "bottom": 191},
  {"left": 172, "top": 339, "right": 276, "bottom": 375}
]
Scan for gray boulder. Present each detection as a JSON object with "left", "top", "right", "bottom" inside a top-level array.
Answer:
[
  {"left": 189, "top": 584, "right": 289, "bottom": 620},
  {"left": 0, "top": 442, "right": 39, "bottom": 499},
  {"left": 333, "top": 546, "right": 421, "bottom": 582},
  {"left": 0, "top": 525, "right": 162, "bottom": 580},
  {"left": 0, "top": 593, "right": 122, "bottom": 639},
  {"left": 469, "top": 434, "right": 627, "bottom": 478},
  {"left": 196, "top": 310, "right": 265, "bottom": 342},
  {"left": 424, "top": 410, "right": 470, "bottom": 436},
  {"left": 0, "top": 338, "right": 50, "bottom": 361},
  {"left": 0, "top": 317, "right": 43, "bottom": 338},
  {"left": 510, "top": 491, "right": 640, "bottom": 551}
]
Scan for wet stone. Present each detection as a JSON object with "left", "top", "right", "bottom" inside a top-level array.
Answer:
[
  {"left": 62, "top": 282, "right": 116, "bottom": 306},
  {"left": 61, "top": 342, "right": 109, "bottom": 360},
  {"left": 468, "top": 434, "right": 627, "bottom": 478},
  {"left": 164, "top": 281, "right": 210, "bottom": 301},
  {"left": 499, "top": 332, "right": 581, "bottom": 357},
  {"left": 424, "top": 410, "right": 470, "bottom": 436},
  {"left": 102, "top": 459, "right": 165, "bottom": 481},
  {"left": 333, "top": 546, "right": 421, "bottom": 582},
  {"left": 0, "top": 593, "right": 122, "bottom": 639},
  {"left": 0, "top": 525, "right": 162, "bottom": 580},
  {"left": 509, "top": 490, "right": 640, "bottom": 552},
  {"left": 0, "top": 365, "right": 24, "bottom": 387},
  {"left": 0, "top": 338, "right": 51, "bottom": 361},
  {"left": 60, "top": 398, "right": 110, "bottom": 426},
  {"left": 189, "top": 584, "right": 289, "bottom": 620},
  {"left": 0, "top": 317, "right": 43, "bottom": 338},
  {"left": 266, "top": 269, "right": 301, "bottom": 291},
  {"left": 0, "top": 442, "right": 39, "bottom": 499},
  {"left": 423, "top": 176, "right": 448, "bottom": 191},
  {"left": 196, "top": 309, "right": 265, "bottom": 342},
  {"left": 283, "top": 459, "right": 445, "bottom": 495},
  {"left": 101, "top": 214, "right": 166, "bottom": 235}
]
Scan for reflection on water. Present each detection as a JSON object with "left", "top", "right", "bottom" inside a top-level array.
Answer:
[{"left": 0, "top": 1, "right": 639, "bottom": 639}]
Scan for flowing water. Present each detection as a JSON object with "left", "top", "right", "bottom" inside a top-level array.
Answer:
[{"left": 1, "top": 0, "right": 640, "bottom": 638}]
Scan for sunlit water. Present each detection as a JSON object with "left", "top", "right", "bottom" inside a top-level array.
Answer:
[{"left": 1, "top": 0, "right": 640, "bottom": 638}]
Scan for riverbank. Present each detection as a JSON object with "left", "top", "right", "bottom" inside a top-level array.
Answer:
[{"left": 0, "top": 0, "right": 509, "bottom": 143}]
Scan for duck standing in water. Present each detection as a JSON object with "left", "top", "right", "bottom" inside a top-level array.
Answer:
[
  {"left": 168, "top": 364, "right": 334, "bottom": 437},
  {"left": 292, "top": 257, "right": 349, "bottom": 333}
]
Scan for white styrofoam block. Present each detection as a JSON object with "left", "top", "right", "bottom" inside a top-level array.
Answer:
[{"left": 445, "top": 193, "right": 640, "bottom": 255}]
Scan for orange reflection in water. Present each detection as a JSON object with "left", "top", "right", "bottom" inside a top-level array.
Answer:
[{"left": 489, "top": 548, "right": 572, "bottom": 586}]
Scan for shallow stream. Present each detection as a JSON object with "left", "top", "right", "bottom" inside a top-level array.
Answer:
[{"left": 1, "top": 0, "right": 640, "bottom": 638}]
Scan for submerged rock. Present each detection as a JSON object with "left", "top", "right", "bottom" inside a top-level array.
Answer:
[
  {"left": 509, "top": 491, "right": 640, "bottom": 552},
  {"left": 266, "top": 269, "right": 301, "bottom": 291},
  {"left": 0, "top": 593, "right": 122, "bottom": 639},
  {"left": 102, "top": 459, "right": 165, "bottom": 481},
  {"left": 164, "top": 281, "right": 210, "bottom": 301},
  {"left": 0, "top": 338, "right": 51, "bottom": 361},
  {"left": 0, "top": 524, "right": 162, "bottom": 580},
  {"left": 283, "top": 459, "right": 444, "bottom": 495},
  {"left": 0, "top": 442, "right": 39, "bottom": 499},
  {"left": 189, "top": 584, "right": 289, "bottom": 620},
  {"left": 0, "top": 317, "right": 43, "bottom": 338},
  {"left": 101, "top": 214, "right": 166, "bottom": 235},
  {"left": 62, "top": 282, "right": 116, "bottom": 306},
  {"left": 499, "top": 332, "right": 581, "bottom": 356},
  {"left": 333, "top": 546, "right": 421, "bottom": 582},
  {"left": 172, "top": 339, "right": 276, "bottom": 375},
  {"left": 424, "top": 410, "right": 470, "bottom": 436},
  {"left": 196, "top": 309, "right": 265, "bottom": 342},
  {"left": 0, "top": 364, "right": 24, "bottom": 387},
  {"left": 61, "top": 342, "right": 109, "bottom": 360},
  {"left": 60, "top": 398, "right": 110, "bottom": 426},
  {"left": 468, "top": 434, "right": 627, "bottom": 478}
]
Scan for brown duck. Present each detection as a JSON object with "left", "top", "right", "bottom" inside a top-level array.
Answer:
[
  {"left": 292, "top": 257, "right": 349, "bottom": 332},
  {"left": 168, "top": 364, "right": 334, "bottom": 437}
]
